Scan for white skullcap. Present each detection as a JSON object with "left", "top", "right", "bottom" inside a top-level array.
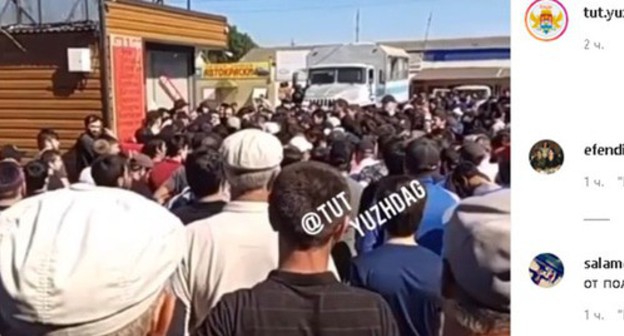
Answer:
[
  {"left": 222, "top": 129, "right": 283, "bottom": 171},
  {"left": 327, "top": 116, "right": 341, "bottom": 128},
  {"left": 0, "top": 185, "right": 186, "bottom": 335},
  {"left": 263, "top": 121, "right": 281, "bottom": 135},
  {"left": 288, "top": 135, "right": 313, "bottom": 153}
]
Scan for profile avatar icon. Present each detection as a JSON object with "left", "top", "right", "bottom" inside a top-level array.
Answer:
[
  {"left": 525, "top": 0, "right": 568, "bottom": 42},
  {"left": 529, "top": 253, "right": 564, "bottom": 288},
  {"left": 529, "top": 140, "right": 563, "bottom": 174}
]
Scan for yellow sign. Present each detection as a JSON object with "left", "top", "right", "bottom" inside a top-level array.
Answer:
[{"left": 204, "top": 62, "right": 270, "bottom": 79}]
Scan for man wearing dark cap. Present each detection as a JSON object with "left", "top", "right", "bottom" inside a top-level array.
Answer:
[
  {"left": 404, "top": 138, "right": 458, "bottom": 256},
  {"left": 0, "top": 161, "right": 25, "bottom": 213},
  {"left": 442, "top": 189, "right": 510, "bottom": 336},
  {"left": 461, "top": 141, "right": 499, "bottom": 183}
]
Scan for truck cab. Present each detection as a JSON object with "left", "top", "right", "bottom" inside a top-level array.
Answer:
[{"left": 303, "top": 63, "right": 376, "bottom": 107}]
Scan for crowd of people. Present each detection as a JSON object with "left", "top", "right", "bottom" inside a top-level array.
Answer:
[{"left": 0, "top": 89, "right": 510, "bottom": 336}]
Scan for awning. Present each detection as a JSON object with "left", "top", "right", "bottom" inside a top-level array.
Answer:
[
  {"left": 413, "top": 67, "right": 510, "bottom": 81},
  {"left": 214, "top": 80, "right": 238, "bottom": 88}
]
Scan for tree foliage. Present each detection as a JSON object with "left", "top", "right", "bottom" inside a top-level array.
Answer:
[{"left": 208, "top": 25, "right": 258, "bottom": 63}]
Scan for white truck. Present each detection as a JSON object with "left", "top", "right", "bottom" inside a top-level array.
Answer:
[{"left": 301, "top": 43, "right": 411, "bottom": 107}]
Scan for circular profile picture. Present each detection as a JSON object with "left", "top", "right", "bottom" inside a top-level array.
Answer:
[
  {"left": 525, "top": 0, "right": 569, "bottom": 42},
  {"left": 529, "top": 139, "right": 563, "bottom": 174},
  {"left": 529, "top": 253, "right": 564, "bottom": 288}
]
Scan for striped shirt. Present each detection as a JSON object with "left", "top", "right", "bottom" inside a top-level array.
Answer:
[{"left": 198, "top": 270, "right": 400, "bottom": 336}]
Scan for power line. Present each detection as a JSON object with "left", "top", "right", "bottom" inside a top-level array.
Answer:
[{"left": 355, "top": 8, "right": 360, "bottom": 43}]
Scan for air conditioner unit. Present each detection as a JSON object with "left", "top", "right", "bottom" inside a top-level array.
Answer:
[{"left": 67, "top": 48, "right": 92, "bottom": 73}]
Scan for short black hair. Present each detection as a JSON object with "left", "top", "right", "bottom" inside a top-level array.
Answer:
[
  {"left": 141, "top": 139, "right": 166, "bottom": 159},
  {"left": 381, "top": 137, "right": 406, "bottom": 175},
  {"left": 166, "top": 134, "right": 189, "bottom": 157},
  {"left": 36, "top": 128, "right": 59, "bottom": 150},
  {"left": 328, "top": 140, "right": 353, "bottom": 172},
  {"left": 374, "top": 175, "right": 428, "bottom": 237},
  {"left": 269, "top": 161, "right": 350, "bottom": 249},
  {"left": 23, "top": 160, "right": 48, "bottom": 195},
  {"left": 185, "top": 148, "right": 223, "bottom": 198},
  {"left": 91, "top": 154, "right": 128, "bottom": 187},
  {"left": 310, "top": 146, "right": 329, "bottom": 163},
  {"left": 84, "top": 114, "right": 103, "bottom": 127}
]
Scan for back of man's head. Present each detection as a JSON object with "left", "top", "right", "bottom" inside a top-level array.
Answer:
[
  {"left": 23, "top": 160, "right": 49, "bottom": 196},
  {"left": 91, "top": 154, "right": 129, "bottom": 188},
  {"left": 166, "top": 133, "right": 189, "bottom": 158},
  {"left": 381, "top": 137, "right": 406, "bottom": 175},
  {"left": 185, "top": 148, "right": 223, "bottom": 199},
  {"left": 460, "top": 141, "right": 488, "bottom": 166},
  {"left": 405, "top": 138, "right": 441, "bottom": 177},
  {"left": 328, "top": 140, "right": 353, "bottom": 172},
  {"left": 374, "top": 175, "right": 427, "bottom": 238},
  {"left": 269, "top": 161, "right": 350, "bottom": 250},
  {"left": 0, "top": 161, "right": 24, "bottom": 203}
]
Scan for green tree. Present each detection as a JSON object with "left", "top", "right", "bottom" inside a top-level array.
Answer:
[{"left": 208, "top": 25, "right": 258, "bottom": 63}]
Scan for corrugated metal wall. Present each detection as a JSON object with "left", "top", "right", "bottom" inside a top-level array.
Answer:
[
  {"left": 105, "top": 0, "right": 227, "bottom": 47},
  {"left": 0, "top": 31, "right": 102, "bottom": 154}
]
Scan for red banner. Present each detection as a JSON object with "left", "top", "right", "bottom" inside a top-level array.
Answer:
[{"left": 111, "top": 35, "right": 145, "bottom": 142}]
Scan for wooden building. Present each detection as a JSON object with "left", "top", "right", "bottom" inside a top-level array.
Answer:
[{"left": 0, "top": 0, "right": 227, "bottom": 155}]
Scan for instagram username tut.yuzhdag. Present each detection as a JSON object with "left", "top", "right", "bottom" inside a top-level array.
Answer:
[
  {"left": 585, "top": 7, "right": 624, "bottom": 21},
  {"left": 300, "top": 180, "right": 426, "bottom": 236}
]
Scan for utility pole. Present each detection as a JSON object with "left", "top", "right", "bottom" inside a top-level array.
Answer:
[
  {"left": 187, "top": 0, "right": 191, "bottom": 10},
  {"left": 355, "top": 9, "right": 360, "bottom": 43},
  {"left": 423, "top": 12, "right": 433, "bottom": 51}
]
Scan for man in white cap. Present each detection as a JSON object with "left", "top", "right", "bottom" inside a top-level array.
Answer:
[
  {"left": 442, "top": 188, "right": 510, "bottom": 336},
  {"left": 288, "top": 135, "right": 313, "bottom": 161},
  {"left": 173, "top": 129, "right": 337, "bottom": 334},
  {"left": 172, "top": 129, "right": 283, "bottom": 333},
  {"left": 0, "top": 185, "right": 186, "bottom": 335}
]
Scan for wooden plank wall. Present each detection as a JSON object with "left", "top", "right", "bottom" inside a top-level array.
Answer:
[
  {"left": 0, "top": 31, "right": 102, "bottom": 155},
  {"left": 106, "top": 0, "right": 228, "bottom": 47}
]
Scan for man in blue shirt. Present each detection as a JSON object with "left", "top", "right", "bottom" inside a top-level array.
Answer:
[
  {"left": 356, "top": 137, "right": 458, "bottom": 256},
  {"left": 351, "top": 175, "right": 442, "bottom": 336}
]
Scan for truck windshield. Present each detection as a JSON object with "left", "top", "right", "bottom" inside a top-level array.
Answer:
[
  {"left": 309, "top": 67, "right": 365, "bottom": 85},
  {"left": 336, "top": 67, "right": 365, "bottom": 84},
  {"left": 309, "top": 69, "right": 336, "bottom": 84}
]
